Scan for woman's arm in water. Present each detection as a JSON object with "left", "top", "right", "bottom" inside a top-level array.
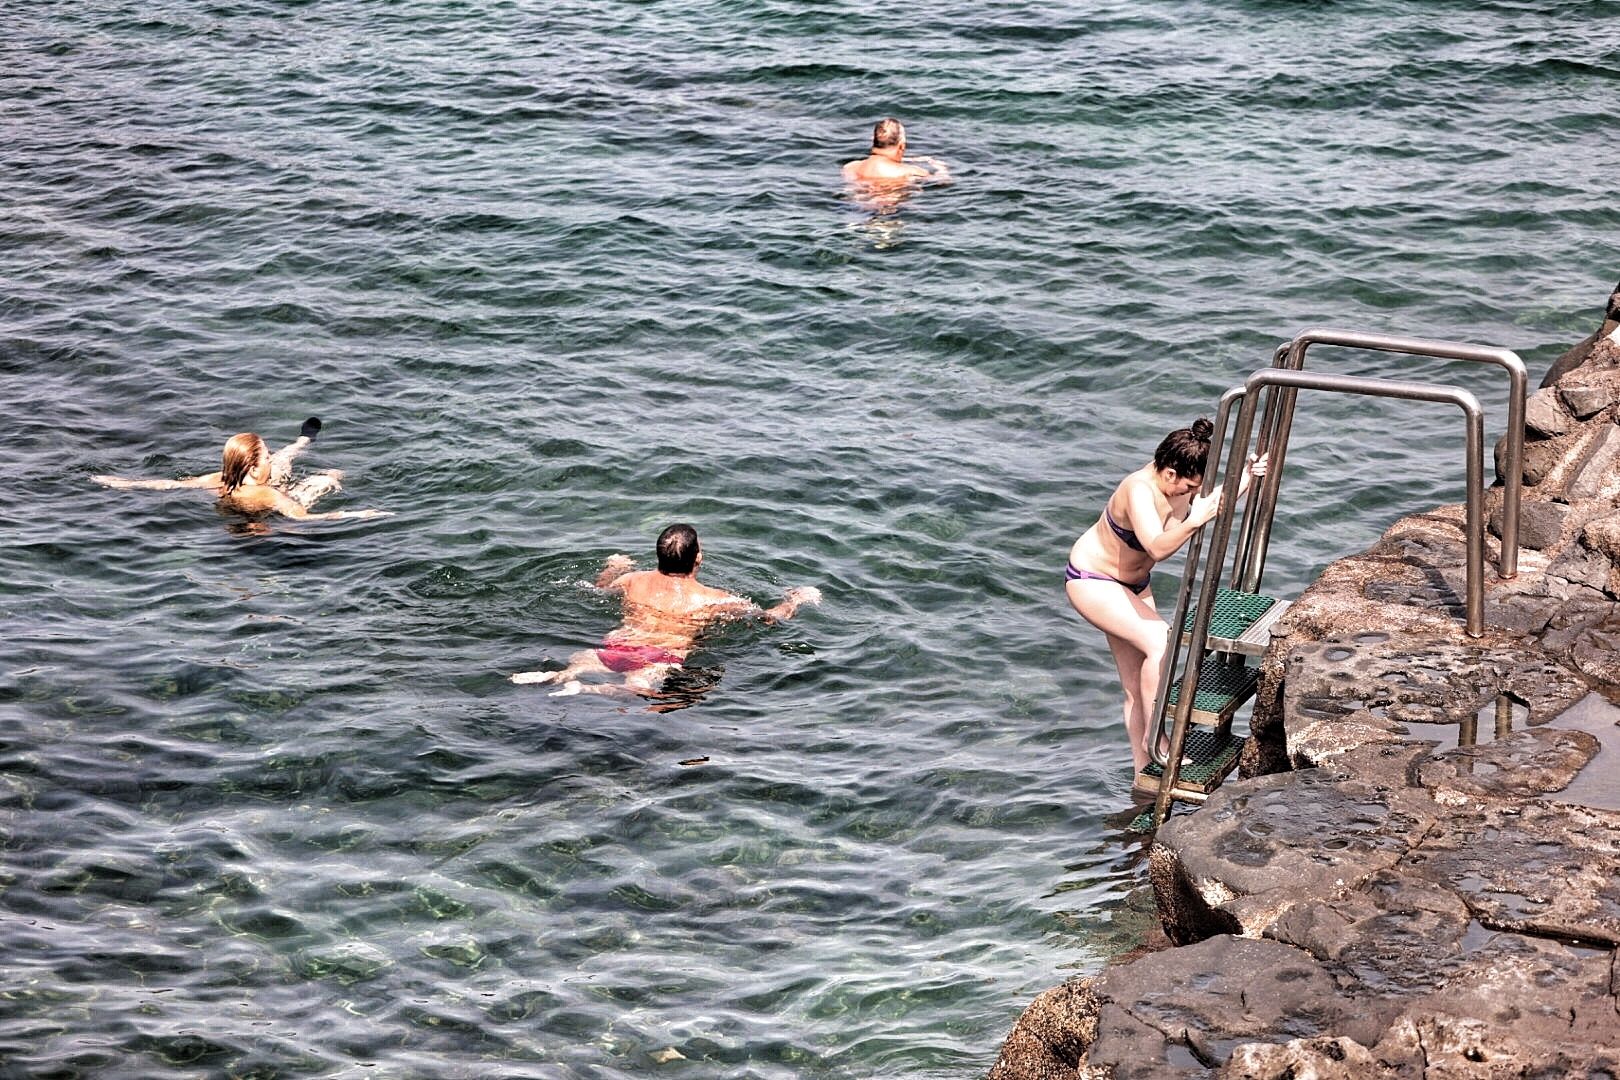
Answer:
[
  {"left": 267, "top": 418, "right": 323, "bottom": 487},
  {"left": 267, "top": 489, "right": 389, "bottom": 522},
  {"left": 92, "top": 472, "right": 222, "bottom": 491}
]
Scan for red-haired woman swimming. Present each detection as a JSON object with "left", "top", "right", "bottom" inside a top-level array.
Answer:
[{"left": 93, "top": 419, "right": 388, "bottom": 522}]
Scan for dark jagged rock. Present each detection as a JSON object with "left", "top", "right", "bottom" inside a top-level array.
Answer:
[
  {"left": 1565, "top": 421, "right": 1620, "bottom": 501},
  {"left": 1584, "top": 511, "right": 1620, "bottom": 561},
  {"left": 1150, "top": 746, "right": 1440, "bottom": 942},
  {"left": 1537, "top": 279, "right": 1619, "bottom": 388},
  {"left": 1570, "top": 613, "right": 1620, "bottom": 686},
  {"left": 1525, "top": 385, "right": 1572, "bottom": 436},
  {"left": 1483, "top": 590, "right": 1561, "bottom": 637},
  {"left": 1560, "top": 371, "right": 1620, "bottom": 419},
  {"left": 1512, "top": 437, "right": 1564, "bottom": 487},
  {"left": 1488, "top": 495, "right": 1568, "bottom": 550},
  {"left": 992, "top": 289, "right": 1620, "bottom": 1079},
  {"left": 1547, "top": 530, "right": 1614, "bottom": 592}
]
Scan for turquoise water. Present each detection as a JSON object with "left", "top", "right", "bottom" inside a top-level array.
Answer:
[{"left": 3, "top": 2, "right": 1616, "bottom": 1075}]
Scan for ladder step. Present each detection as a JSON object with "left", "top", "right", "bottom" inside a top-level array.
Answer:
[
  {"left": 1182, "top": 589, "right": 1289, "bottom": 656},
  {"left": 1166, "top": 660, "right": 1258, "bottom": 726},
  {"left": 1135, "top": 728, "right": 1245, "bottom": 800}
]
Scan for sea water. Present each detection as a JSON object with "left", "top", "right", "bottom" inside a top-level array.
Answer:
[{"left": 2, "top": 1, "right": 1616, "bottom": 1075}]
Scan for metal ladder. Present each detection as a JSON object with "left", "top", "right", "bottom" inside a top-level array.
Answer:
[{"left": 1143, "top": 330, "right": 1527, "bottom": 827}]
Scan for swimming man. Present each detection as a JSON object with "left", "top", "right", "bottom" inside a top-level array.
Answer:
[
  {"left": 842, "top": 118, "right": 950, "bottom": 184},
  {"left": 511, "top": 523, "right": 821, "bottom": 698}
]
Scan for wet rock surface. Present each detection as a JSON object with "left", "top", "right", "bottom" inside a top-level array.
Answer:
[
  {"left": 1415, "top": 726, "right": 1598, "bottom": 804},
  {"left": 992, "top": 292, "right": 1620, "bottom": 1078},
  {"left": 1151, "top": 748, "right": 1441, "bottom": 943},
  {"left": 1276, "top": 636, "right": 1585, "bottom": 761}
]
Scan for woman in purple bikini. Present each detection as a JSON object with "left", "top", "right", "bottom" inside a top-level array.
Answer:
[{"left": 1064, "top": 418, "right": 1265, "bottom": 771}]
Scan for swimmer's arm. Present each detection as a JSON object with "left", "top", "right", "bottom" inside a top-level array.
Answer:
[
  {"left": 92, "top": 472, "right": 221, "bottom": 491},
  {"left": 1127, "top": 483, "right": 1207, "bottom": 562},
  {"left": 268, "top": 490, "right": 389, "bottom": 522},
  {"left": 731, "top": 586, "right": 822, "bottom": 625},
  {"left": 909, "top": 156, "right": 951, "bottom": 182},
  {"left": 1131, "top": 456, "right": 1268, "bottom": 559},
  {"left": 1236, "top": 452, "right": 1267, "bottom": 497},
  {"left": 596, "top": 555, "right": 635, "bottom": 590}
]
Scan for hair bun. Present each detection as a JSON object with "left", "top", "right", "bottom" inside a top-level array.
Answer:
[{"left": 1190, "top": 417, "right": 1214, "bottom": 441}]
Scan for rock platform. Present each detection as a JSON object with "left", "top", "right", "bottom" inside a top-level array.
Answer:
[{"left": 992, "top": 287, "right": 1620, "bottom": 1078}]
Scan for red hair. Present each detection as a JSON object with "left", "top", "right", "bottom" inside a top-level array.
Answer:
[{"left": 220, "top": 433, "right": 267, "bottom": 492}]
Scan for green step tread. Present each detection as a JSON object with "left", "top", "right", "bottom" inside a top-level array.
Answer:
[
  {"left": 1183, "top": 588, "right": 1278, "bottom": 640},
  {"left": 1166, "top": 662, "right": 1259, "bottom": 713},
  {"left": 1141, "top": 728, "right": 1245, "bottom": 785}
]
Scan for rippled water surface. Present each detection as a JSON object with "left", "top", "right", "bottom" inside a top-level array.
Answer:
[{"left": 3, "top": 1, "right": 1617, "bottom": 1075}]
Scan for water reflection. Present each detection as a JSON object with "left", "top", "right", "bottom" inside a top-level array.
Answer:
[
  {"left": 222, "top": 517, "right": 274, "bottom": 538},
  {"left": 845, "top": 180, "right": 925, "bottom": 250},
  {"left": 641, "top": 662, "right": 724, "bottom": 713}
]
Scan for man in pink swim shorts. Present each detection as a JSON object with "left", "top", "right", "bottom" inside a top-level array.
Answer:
[{"left": 511, "top": 523, "right": 820, "bottom": 700}]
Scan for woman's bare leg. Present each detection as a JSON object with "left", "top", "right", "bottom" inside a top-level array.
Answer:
[
  {"left": 550, "top": 663, "right": 676, "bottom": 699},
  {"left": 1104, "top": 632, "right": 1152, "bottom": 770},
  {"left": 1067, "top": 579, "right": 1167, "bottom": 770},
  {"left": 512, "top": 648, "right": 609, "bottom": 685}
]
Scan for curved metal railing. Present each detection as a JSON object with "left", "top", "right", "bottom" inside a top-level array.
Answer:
[
  {"left": 1240, "top": 328, "right": 1524, "bottom": 590},
  {"left": 1150, "top": 367, "right": 1488, "bottom": 828}
]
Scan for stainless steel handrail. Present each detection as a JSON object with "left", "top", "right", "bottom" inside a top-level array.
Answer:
[
  {"left": 1152, "top": 369, "right": 1485, "bottom": 828},
  {"left": 1229, "top": 343, "right": 1290, "bottom": 587},
  {"left": 1240, "top": 328, "right": 1524, "bottom": 593}
]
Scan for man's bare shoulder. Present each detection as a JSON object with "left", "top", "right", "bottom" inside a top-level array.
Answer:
[
  {"left": 847, "top": 163, "right": 932, "bottom": 187},
  {"left": 616, "top": 570, "right": 669, "bottom": 597},
  {"left": 691, "top": 582, "right": 751, "bottom": 608}
]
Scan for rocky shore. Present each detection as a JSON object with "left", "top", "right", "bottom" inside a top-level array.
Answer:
[{"left": 992, "top": 286, "right": 1620, "bottom": 1078}]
